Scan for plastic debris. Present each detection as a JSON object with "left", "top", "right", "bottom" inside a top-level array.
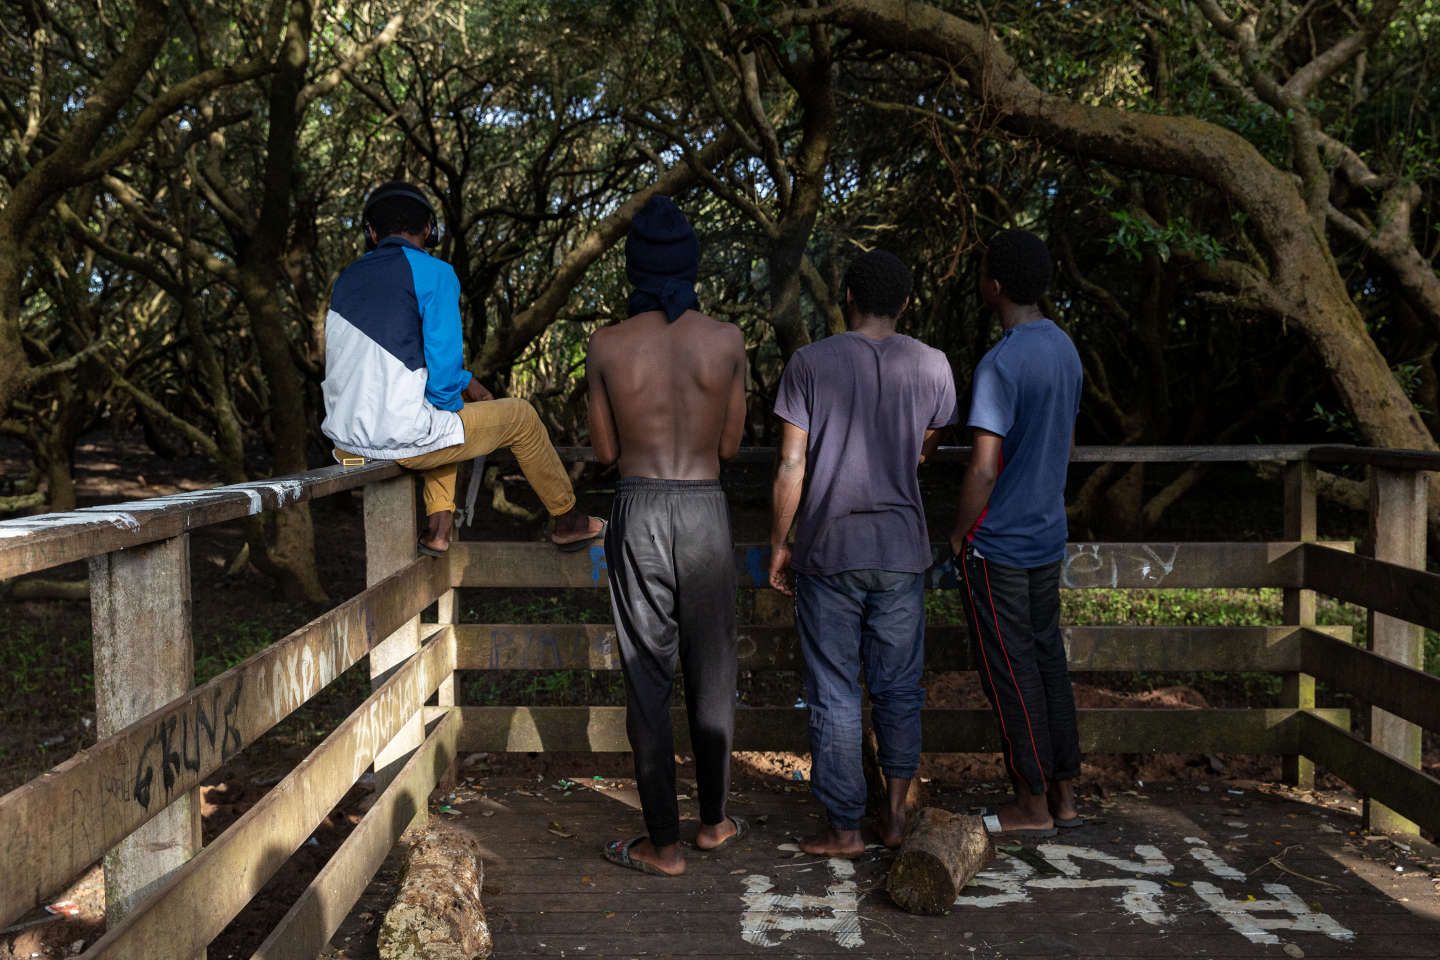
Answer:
[
  {"left": 793, "top": 697, "right": 808, "bottom": 709},
  {"left": 790, "top": 770, "right": 805, "bottom": 781},
  {"left": 45, "top": 901, "right": 80, "bottom": 917}
]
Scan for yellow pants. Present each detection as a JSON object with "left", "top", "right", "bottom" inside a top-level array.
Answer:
[{"left": 390, "top": 399, "right": 577, "bottom": 518}]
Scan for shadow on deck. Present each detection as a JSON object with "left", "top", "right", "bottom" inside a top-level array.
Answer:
[{"left": 327, "top": 772, "right": 1440, "bottom": 959}]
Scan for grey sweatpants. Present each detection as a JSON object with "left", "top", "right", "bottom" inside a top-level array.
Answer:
[{"left": 605, "top": 478, "right": 737, "bottom": 847}]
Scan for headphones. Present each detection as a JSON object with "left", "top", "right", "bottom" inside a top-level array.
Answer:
[{"left": 362, "top": 183, "right": 441, "bottom": 250}]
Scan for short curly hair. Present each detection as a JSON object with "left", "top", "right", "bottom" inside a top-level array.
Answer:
[
  {"left": 364, "top": 181, "right": 432, "bottom": 239},
  {"left": 985, "top": 229, "right": 1053, "bottom": 306},
  {"left": 843, "top": 249, "right": 913, "bottom": 319}
]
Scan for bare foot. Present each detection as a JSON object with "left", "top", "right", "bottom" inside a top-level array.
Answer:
[
  {"left": 878, "top": 774, "right": 913, "bottom": 849},
  {"left": 1047, "top": 780, "right": 1079, "bottom": 823},
  {"left": 620, "top": 838, "right": 686, "bottom": 876},
  {"left": 987, "top": 800, "right": 1054, "bottom": 834},
  {"left": 420, "top": 510, "right": 453, "bottom": 553},
  {"left": 877, "top": 811, "right": 906, "bottom": 849},
  {"left": 550, "top": 509, "right": 605, "bottom": 546},
  {"left": 695, "top": 817, "right": 739, "bottom": 851},
  {"left": 801, "top": 828, "right": 865, "bottom": 859}
]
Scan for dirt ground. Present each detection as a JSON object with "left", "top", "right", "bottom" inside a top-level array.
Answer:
[{"left": 0, "top": 434, "right": 1432, "bottom": 957}]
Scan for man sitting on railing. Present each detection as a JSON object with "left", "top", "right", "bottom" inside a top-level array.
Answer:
[
  {"left": 945, "top": 229, "right": 1084, "bottom": 839},
  {"left": 588, "top": 195, "right": 748, "bottom": 878},
  {"left": 321, "top": 182, "right": 605, "bottom": 556}
]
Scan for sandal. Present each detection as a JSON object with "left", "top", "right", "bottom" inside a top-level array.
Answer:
[
  {"left": 696, "top": 816, "right": 749, "bottom": 852},
  {"left": 417, "top": 538, "right": 448, "bottom": 559},
  {"left": 604, "top": 837, "right": 676, "bottom": 877},
  {"left": 982, "top": 812, "right": 1057, "bottom": 840}
]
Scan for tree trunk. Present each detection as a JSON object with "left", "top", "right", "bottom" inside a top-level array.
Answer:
[
  {"left": 233, "top": 0, "right": 326, "bottom": 603},
  {"left": 781, "top": 0, "right": 1437, "bottom": 479},
  {"left": 378, "top": 825, "right": 492, "bottom": 960},
  {"left": 0, "top": 0, "right": 170, "bottom": 418},
  {"left": 886, "top": 807, "right": 993, "bottom": 916}
]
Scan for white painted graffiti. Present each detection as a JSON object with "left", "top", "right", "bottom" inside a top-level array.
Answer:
[
  {"left": 957, "top": 840, "right": 1354, "bottom": 944},
  {"left": 1060, "top": 543, "right": 1182, "bottom": 588},
  {"left": 740, "top": 858, "right": 863, "bottom": 949},
  {"left": 1191, "top": 882, "right": 1355, "bottom": 944}
]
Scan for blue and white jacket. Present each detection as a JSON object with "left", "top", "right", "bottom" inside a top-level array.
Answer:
[{"left": 321, "top": 237, "right": 470, "bottom": 459}]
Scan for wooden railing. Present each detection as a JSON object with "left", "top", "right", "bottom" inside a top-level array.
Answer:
[{"left": 0, "top": 445, "right": 1436, "bottom": 959}]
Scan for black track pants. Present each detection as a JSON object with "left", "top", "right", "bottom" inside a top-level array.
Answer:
[
  {"left": 605, "top": 478, "right": 737, "bottom": 847},
  {"left": 958, "top": 546, "right": 1081, "bottom": 794}
]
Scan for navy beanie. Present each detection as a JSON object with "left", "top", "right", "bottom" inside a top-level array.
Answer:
[{"left": 625, "top": 195, "right": 700, "bottom": 322}]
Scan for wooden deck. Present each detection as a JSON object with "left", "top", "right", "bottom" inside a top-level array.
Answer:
[{"left": 327, "top": 773, "right": 1439, "bottom": 959}]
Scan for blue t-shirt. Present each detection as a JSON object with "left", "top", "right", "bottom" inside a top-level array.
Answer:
[
  {"left": 775, "top": 332, "right": 958, "bottom": 576},
  {"left": 967, "top": 319, "right": 1082, "bottom": 568}
]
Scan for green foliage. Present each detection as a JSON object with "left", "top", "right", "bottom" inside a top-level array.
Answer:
[{"left": 1106, "top": 211, "right": 1224, "bottom": 265}]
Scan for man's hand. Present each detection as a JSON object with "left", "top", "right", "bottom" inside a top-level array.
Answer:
[
  {"left": 768, "top": 542, "right": 795, "bottom": 596},
  {"left": 463, "top": 377, "right": 493, "bottom": 402}
]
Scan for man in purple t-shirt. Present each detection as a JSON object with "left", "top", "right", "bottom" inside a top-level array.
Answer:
[{"left": 770, "top": 250, "right": 957, "bottom": 858}]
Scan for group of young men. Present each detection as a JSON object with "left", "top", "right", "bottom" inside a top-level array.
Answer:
[{"left": 321, "top": 183, "right": 1084, "bottom": 878}]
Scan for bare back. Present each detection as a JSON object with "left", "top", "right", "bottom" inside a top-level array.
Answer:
[{"left": 587, "top": 310, "right": 746, "bottom": 480}]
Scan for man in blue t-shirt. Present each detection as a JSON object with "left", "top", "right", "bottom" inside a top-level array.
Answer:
[
  {"left": 770, "top": 250, "right": 957, "bottom": 858},
  {"left": 946, "top": 229, "right": 1083, "bottom": 838}
]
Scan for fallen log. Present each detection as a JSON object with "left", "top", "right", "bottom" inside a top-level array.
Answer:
[
  {"left": 886, "top": 807, "right": 993, "bottom": 915},
  {"left": 378, "top": 824, "right": 493, "bottom": 960}
]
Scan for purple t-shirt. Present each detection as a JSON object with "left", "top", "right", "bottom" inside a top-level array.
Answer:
[{"left": 774, "top": 332, "right": 957, "bottom": 576}]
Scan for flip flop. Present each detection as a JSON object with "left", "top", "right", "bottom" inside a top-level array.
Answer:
[
  {"left": 696, "top": 816, "right": 749, "bottom": 852},
  {"left": 982, "top": 813, "right": 1057, "bottom": 840},
  {"left": 552, "top": 517, "right": 607, "bottom": 553},
  {"left": 1055, "top": 815, "right": 1088, "bottom": 829},
  {"left": 604, "top": 837, "right": 674, "bottom": 877},
  {"left": 417, "top": 538, "right": 448, "bottom": 559}
]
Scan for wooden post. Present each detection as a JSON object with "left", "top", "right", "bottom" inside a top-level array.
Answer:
[
  {"left": 1281, "top": 461, "right": 1316, "bottom": 788},
  {"left": 1364, "top": 467, "right": 1427, "bottom": 834},
  {"left": 434, "top": 584, "right": 458, "bottom": 792},
  {"left": 90, "top": 535, "right": 204, "bottom": 956},
  {"left": 435, "top": 586, "right": 457, "bottom": 709},
  {"left": 365, "top": 475, "right": 423, "bottom": 791}
]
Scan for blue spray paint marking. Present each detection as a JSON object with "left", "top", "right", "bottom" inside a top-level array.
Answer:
[
  {"left": 743, "top": 545, "right": 769, "bottom": 587},
  {"left": 588, "top": 544, "right": 608, "bottom": 585}
]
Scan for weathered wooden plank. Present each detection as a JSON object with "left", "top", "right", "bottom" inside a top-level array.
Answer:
[
  {"left": 452, "top": 623, "right": 1328, "bottom": 673},
  {"left": 453, "top": 541, "right": 1320, "bottom": 590},
  {"left": 1303, "top": 543, "right": 1440, "bottom": 632},
  {"left": 545, "top": 445, "right": 1318, "bottom": 465},
  {"left": 79, "top": 628, "right": 455, "bottom": 960},
  {"left": 0, "top": 460, "right": 399, "bottom": 580},
  {"left": 1364, "top": 468, "right": 1428, "bottom": 835},
  {"left": 0, "top": 558, "right": 448, "bottom": 930},
  {"left": 1282, "top": 460, "right": 1318, "bottom": 788},
  {"left": 250, "top": 710, "right": 459, "bottom": 960},
  {"left": 1307, "top": 445, "right": 1440, "bottom": 472},
  {"left": 89, "top": 534, "right": 202, "bottom": 948},
  {"left": 365, "top": 475, "right": 423, "bottom": 790},
  {"left": 1302, "top": 630, "right": 1440, "bottom": 732},
  {"left": 453, "top": 706, "right": 1343, "bottom": 755},
  {"left": 1299, "top": 712, "right": 1440, "bottom": 838}
]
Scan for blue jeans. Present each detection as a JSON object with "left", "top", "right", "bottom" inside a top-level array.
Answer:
[{"left": 795, "top": 570, "right": 926, "bottom": 830}]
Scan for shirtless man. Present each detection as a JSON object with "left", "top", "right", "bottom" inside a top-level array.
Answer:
[{"left": 588, "top": 196, "right": 747, "bottom": 878}]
